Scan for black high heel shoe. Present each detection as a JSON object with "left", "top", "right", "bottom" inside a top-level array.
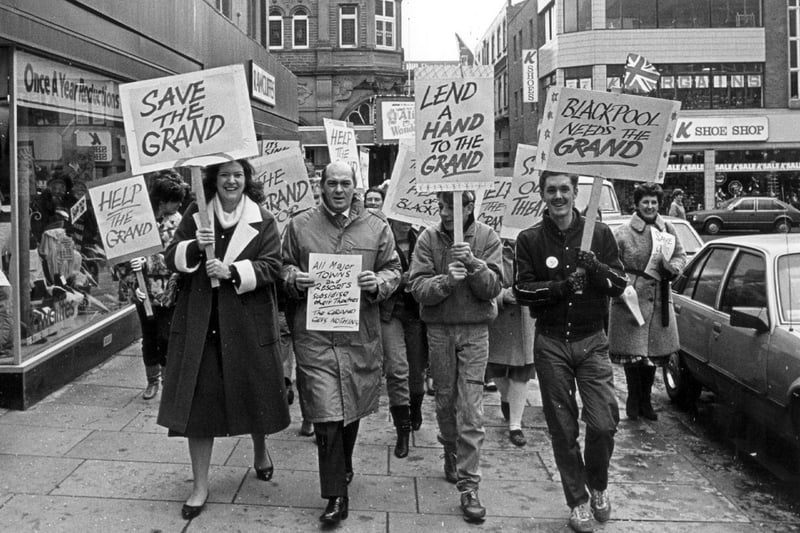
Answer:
[
  {"left": 181, "top": 494, "right": 208, "bottom": 520},
  {"left": 319, "top": 496, "right": 348, "bottom": 524},
  {"left": 255, "top": 449, "right": 274, "bottom": 481}
]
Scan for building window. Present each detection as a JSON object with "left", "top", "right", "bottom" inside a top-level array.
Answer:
[
  {"left": 340, "top": 5, "right": 358, "bottom": 47},
  {"left": 564, "top": 66, "right": 593, "bottom": 89},
  {"left": 606, "top": 0, "right": 657, "bottom": 29},
  {"left": 269, "top": 9, "right": 283, "bottom": 49},
  {"left": 791, "top": 1, "right": 800, "bottom": 99},
  {"left": 563, "top": 0, "right": 592, "bottom": 33},
  {"left": 605, "top": 0, "right": 761, "bottom": 30},
  {"left": 215, "top": 0, "right": 231, "bottom": 19},
  {"left": 247, "top": 0, "right": 257, "bottom": 38},
  {"left": 376, "top": 0, "right": 395, "bottom": 49},
  {"left": 293, "top": 9, "right": 309, "bottom": 48}
]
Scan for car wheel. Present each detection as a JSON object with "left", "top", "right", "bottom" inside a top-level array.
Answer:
[
  {"left": 663, "top": 352, "right": 702, "bottom": 410},
  {"left": 774, "top": 219, "right": 791, "bottom": 233},
  {"left": 703, "top": 219, "right": 722, "bottom": 235}
]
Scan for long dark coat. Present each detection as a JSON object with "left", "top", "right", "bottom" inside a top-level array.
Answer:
[{"left": 157, "top": 197, "right": 290, "bottom": 436}]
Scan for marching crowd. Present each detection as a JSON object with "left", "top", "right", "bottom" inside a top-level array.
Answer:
[{"left": 123, "top": 159, "right": 686, "bottom": 533}]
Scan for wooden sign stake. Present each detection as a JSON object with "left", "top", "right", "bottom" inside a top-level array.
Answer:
[
  {"left": 135, "top": 270, "right": 153, "bottom": 317},
  {"left": 191, "top": 166, "right": 220, "bottom": 288},
  {"left": 453, "top": 191, "right": 464, "bottom": 243},
  {"left": 575, "top": 177, "right": 604, "bottom": 294}
]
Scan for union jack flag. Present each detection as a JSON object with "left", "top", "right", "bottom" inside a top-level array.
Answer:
[{"left": 623, "top": 53, "right": 660, "bottom": 94}]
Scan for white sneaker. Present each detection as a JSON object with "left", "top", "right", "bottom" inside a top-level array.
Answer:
[
  {"left": 590, "top": 488, "right": 611, "bottom": 523},
  {"left": 568, "top": 503, "right": 596, "bottom": 533}
]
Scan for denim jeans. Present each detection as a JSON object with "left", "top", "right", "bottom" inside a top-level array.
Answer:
[
  {"left": 534, "top": 330, "right": 619, "bottom": 508},
  {"left": 380, "top": 317, "right": 411, "bottom": 407},
  {"left": 427, "top": 323, "right": 489, "bottom": 491}
]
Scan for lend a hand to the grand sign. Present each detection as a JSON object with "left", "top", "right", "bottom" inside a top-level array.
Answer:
[
  {"left": 119, "top": 64, "right": 258, "bottom": 174},
  {"left": 536, "top": 87, "right": 680, "bottom": 183}
]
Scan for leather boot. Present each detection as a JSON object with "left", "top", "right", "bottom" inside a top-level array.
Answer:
[
  {"left": 623, "top": 366, "right": 640, "bottom": 420},
  {"left": 390, "top": 405, "right": 411, "bottom": 458},
  {"left": 143, "top": 365, "right": 161, "bottom": 400},
  {"left": 410, "top": 394, "right": 424, "bottom": 431},
  {"left": 443, "top": 442, "right": 458, "bottom": 483},
  {"left": 639, "top": 366, "right": 658, "bottom": 421}
]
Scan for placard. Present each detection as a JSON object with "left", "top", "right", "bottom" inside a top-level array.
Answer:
[
  {"left": 119, "top": 64, "right": 258, "bottom": 175},
  {"left": 476, "top": 174, "right": 513, "bottom": 234},
  {"left": 258, "top": 139, "right": 302, "bottom": 157},
  {"left": 250, "top": 150, "right": 316, "bottom": 235},
  {"left": 87, "top": 173, "right": 162, "bottom": 265},
  {"left": 536, "top": 87, "right": 680, "bottom": 183},
  {"left": 414, "top": 65, "right": 495, "bottom": 192},
  {"left": 500, "top": 144, "right": 543, "bottom": 240},
  {"left": 383, "top": 139, "right": 440, "bottom": 227},
  {"left": 306, "top": 253, "right": 361, "bottom": 332},
  {"left": 323, "top": 118, "right": 363, "bottom": 188}
]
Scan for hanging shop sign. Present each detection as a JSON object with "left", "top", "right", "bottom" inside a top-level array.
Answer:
[
  {"left": 672, "top": 116, "right": 769, "bottom": 143},
  {"left": 522, "top": 50, "right": 539, "bottom": 103},
  {"left": 249, "top": 60, "right": 276, "bottom": 107},
  {"left": 376, "top": 98, "right": 415, "bottom": 143}
]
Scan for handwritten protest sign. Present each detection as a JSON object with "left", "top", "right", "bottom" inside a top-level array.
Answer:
[
  {"left": 258, "top": 139, "right": 301, "bottom": 157},
  {"left": 250, "top": 150, "right": 315, "bottom": 235},
  {"left": 535, "top": 86, "right": 680, "bottom": 183},
  {"left": 323, "top": 118, "right": 363, "bottom": 188},
  {"left": 383, "top": 139, "right": 439, "bottom": 227},
  {"left": 306, "top": 253, "right": 361, "bottom": 332},
  {"left": 500, "top": 144, "right": 543, "bottom": 240},
  {"left": 476, "top": 173, "right": 513, "bottom": 234},
  {"left": 87, "top": 173, "right": 162, "bottom": 265},
  {"left": 414, "top": 65, "right": 494, "bottom": 192},
  {"left": 119, "top": 64, "right": 258, "bottom": 175}
]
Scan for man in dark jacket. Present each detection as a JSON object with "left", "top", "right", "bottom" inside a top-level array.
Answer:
[
  {"left": 408, "top": 190, "right": 502, "bottom": 523},
  {"left": 513, "top": 171, "right": 626, "bottom": 533}
]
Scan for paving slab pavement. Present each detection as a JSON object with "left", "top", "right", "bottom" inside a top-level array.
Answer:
[{"left": 0, "top": 342, "right": 799, "bottom": 532}]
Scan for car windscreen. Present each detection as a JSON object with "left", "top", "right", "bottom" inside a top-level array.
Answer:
[
  {"left": 576, "top": 183, "right": 619, "bottom": 216},
  {"left": 672, "top": 223, "right": 702, "bottom": 255},
  {"left": 777, "top": 253, "right": 800, "bottom": 323}
]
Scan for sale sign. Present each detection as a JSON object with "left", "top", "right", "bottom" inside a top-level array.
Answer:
[
  {"left": 119, "top": 64, "right": 258, "bottom": 175},
  {"left": 536, "top": 87, "right": 680, "bottom": 183},
  {"left": 414, "top": 64, "right": 495, "bottom": 192},
  {"left": 250, "top": 150, "right": 316, "bottom": 236},
  {"left": 88, "top": 173, "right": 162, "bottom": 265}
]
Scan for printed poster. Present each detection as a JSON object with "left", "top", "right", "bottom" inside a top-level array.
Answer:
[
  {"left": 306, "top": 253, "right": 361, "bottom": 332},
  {"left": 249, "top": 150, "right": 316, "bottom": 235}
]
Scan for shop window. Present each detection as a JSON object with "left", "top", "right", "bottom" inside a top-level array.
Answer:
[
  {"left": 269, "top": 9, "right": 284, "bottom": 49},
  {"left": 340, "top": 5, "right": 357, "bottom": 48},
  {"left": 563, "top": 0, "right": 592, "bottom": 33},
  {"left": 564, "top": 66, "right": 593, "bottom": 90},
  {"left": 12, "top": 51, "right": 132, "bottom": 362},
  {"left": 644, "top": 63, "right": 764, "bottom": 109},
  {"left": 293, "top": 9, "right": 309, "bottom": 48},
  {"left": 605, "top": 0, "right": 761, "bottom": 29},
  {"left": 376, "top": 1, "right": 395, "bottom": 49}
]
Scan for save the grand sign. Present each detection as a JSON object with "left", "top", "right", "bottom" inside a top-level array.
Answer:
[{"left": 672, "top": 116, "right": 769, "bottom": 143}]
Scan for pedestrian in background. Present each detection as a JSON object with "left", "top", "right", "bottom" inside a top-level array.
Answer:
[
  {"left": 514, "top": 171, "right": 626, "bottom": 533},
  {"left": 667, "top": 188, "right": 686, "bottom": 219},
  {"left": 117, "top": 171, "right": 186, "bottom": 400},
  {"left": 282, "top": 160, "right": 400, "bottom": 525},
  {"left": 158, "top": 159, "right": 290, "bottom": 520},
  {"left": 408, "top": 190, "right": 502, "bottom": 523},
  {"left": 487, "top": 239, "right": 535, "bottom": 447},
  {"left": 609, "top": 183, "right": 687, "bottom": 421}
]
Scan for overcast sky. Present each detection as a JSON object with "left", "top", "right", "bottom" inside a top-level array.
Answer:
[{"left": 402, "top": 0, "right": 509, "bottom": 61}]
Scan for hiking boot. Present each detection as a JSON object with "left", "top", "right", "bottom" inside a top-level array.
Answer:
[
  {"left": 459, "top": 489, "right": 486, "bottom": 522},
  {"left": 569, "top": 503, "right": 596, "bottom": 533},
  {"left": 590, "top": 488, "right": 611, "bottom": 523},
  {"left": 143, "top": 364, "right": 161, "bottom": 400}
]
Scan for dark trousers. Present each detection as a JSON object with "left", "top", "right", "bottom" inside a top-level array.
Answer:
[
  {"left": 404, "top": 316, "right": 428, "bottom": 397},
  {"left": 314, "top": 420, "right": 360, "bottom": 498},
  {"left": 534, "top": 330, "right": 619, "bottom": 508},
  {"left": 135, "top": 303, "right": 172, "bottom": 367}
]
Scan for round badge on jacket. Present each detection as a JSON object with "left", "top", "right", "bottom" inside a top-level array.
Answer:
[{"left": 546, "top": 256, "right": 559, "bottom": 269}]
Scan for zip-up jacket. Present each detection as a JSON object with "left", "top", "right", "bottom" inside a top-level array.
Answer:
[
  {"left": 513, "top": 209, "right": 626, "bottom": 340},
  {"left": 408, "top": 219, "right": 503, "bottom": 325}
]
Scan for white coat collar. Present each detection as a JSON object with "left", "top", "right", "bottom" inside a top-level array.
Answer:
[{"left": 193, "top": 196, "right": 261, "bottom": 264}]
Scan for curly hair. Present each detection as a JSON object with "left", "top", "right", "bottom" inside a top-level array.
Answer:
[
  {"left": 633, "top": 182, "right": 664, "bottom": 206},
  {"left": 202, "top": 159, "right": 265, "bottom": 204}
]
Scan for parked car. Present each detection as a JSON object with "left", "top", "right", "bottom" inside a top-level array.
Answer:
[
  {"left": 687, "top": 196, "right": 800, "bottom": 234},
  {"left": 664, "top": 235, "right": 800, "bottom": 457},
  {"left": 575, "top": 177, "right": 623, "bottom": 221},
  {"left": 604, "top": 215, "right": 704, "bottom": 257}
]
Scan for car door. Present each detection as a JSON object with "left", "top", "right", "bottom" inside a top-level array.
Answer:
[
  {"left": 709, "top": 249, "right": 769, "bottom": 402},
  {"left": 726, "top": 198, "right": 756, "bottom": 230},
  {"left": 673, "top": 246, "right": 735, "bottom": 386}
]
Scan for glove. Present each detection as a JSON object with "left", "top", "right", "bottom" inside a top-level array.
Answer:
[
  {"left": 576, "top": 250, "right": 600, "bottom": 274},
  {"left": 565, "top": 271, "right": 587, "bottom": 294},
  {"left": 130, "top": 257, "right": 146, "bottom": 272},
  {"left": 134, "top": 287, "right": 147, "bottom": 302}
]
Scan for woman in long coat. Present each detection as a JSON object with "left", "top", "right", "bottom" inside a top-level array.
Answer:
[
  {"left": 487, "top": 240, "right": 535, "bottom": 446},
  {"left": 158, "top": 159, "right": 290, "bottom": 519},
  {"left": 609, "top": 182, "right": 687, "bottom": 421}
]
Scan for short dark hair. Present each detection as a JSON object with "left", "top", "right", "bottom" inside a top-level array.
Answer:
[
  {"left": 633, "top": 182, "right": 664, "bottom": 205},
  {"left": 365, "top": 186, "right": 385, "bottom": 201},
  {"left": 150, "top": 171, "right": 188, "bottom": 208},
  {"left": 437, "top": 190, "right": 475, "bottom": 206},
  {"left": 203, "top": 159, "right": 265, "bottom": 204},
  {"left": 539, "top": 170, "right": 579, "bottom": 191}
]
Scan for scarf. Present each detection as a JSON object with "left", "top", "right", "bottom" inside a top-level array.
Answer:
[{"left": 213, "top": 195, "right": 245, "bottom": 229}]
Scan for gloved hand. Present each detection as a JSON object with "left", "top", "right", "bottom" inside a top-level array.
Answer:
[
  {"left": 130, "top": 257, "right": 146, "bottom": 272},
  {"left": 566, "top": 271, "right": 587, "bottom": 294},
  {"left": 134, "top": 287, "right": 147, "bottom": 302},
  {"left": 576, "top": 250, "right": 600, "bottom": 274}
]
